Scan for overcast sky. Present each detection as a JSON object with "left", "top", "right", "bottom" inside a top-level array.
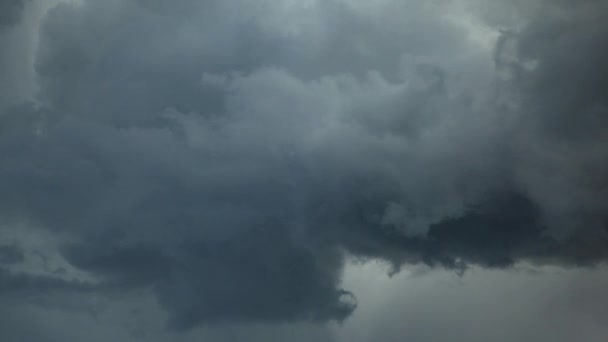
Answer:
[{"left": 0, "top": 0, "right": 607, "bottom": 341}]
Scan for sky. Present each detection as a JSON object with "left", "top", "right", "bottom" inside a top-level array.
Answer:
[{"left": 0, "top": 0, "right": 607, "bottom": 341}]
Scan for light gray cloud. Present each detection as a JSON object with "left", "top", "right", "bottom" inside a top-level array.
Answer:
[{"left": 337, "top": 263, "right": 608, "bottom": 342}]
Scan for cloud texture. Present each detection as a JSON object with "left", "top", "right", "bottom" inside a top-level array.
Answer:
[{"left": 0, "top": 0, "right": 607, "bottom": 331}]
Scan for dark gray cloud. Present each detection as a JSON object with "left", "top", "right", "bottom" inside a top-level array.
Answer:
[
  {"left": 0, "top": 242, "right": 23, "bottom": 264},
  {"left": 497, "top": 0, "right": 608, "bottom": 238},
  {"left": 0, "top": 0, "right": 42, "bottom": 111},
  {"left": 0, "top": 0, "right": 26, "bottom": 28},
  {"left": 0, "top": 0, "right": 607, "bottom": 335}
]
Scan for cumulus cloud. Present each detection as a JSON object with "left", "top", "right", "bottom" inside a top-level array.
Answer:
[{"left": 0, "top": 0, "right": 606, "bottom": 332}]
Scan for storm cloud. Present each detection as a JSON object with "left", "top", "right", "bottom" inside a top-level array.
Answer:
[
  {"left": 0, "top": 0, "right": 607, "bottom": 335},
  {"left": 0, "top": 0, "right": 26, "bottom": 28}
]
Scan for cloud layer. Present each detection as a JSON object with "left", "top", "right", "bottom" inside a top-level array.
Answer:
[{"left": 0, "top": 0, "right": 607, "bottom": 331}]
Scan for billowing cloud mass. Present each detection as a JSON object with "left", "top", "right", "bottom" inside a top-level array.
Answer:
[{"left": 0, "top": 0, "right": 607, "bottom": 335}]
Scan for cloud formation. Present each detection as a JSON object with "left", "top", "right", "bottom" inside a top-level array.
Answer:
[
  {"left": 0, "top": 0, "right": 606, "bottom": 331},
  {"left": 0, "top": 0, "right": 26, "bottom": 28}
]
